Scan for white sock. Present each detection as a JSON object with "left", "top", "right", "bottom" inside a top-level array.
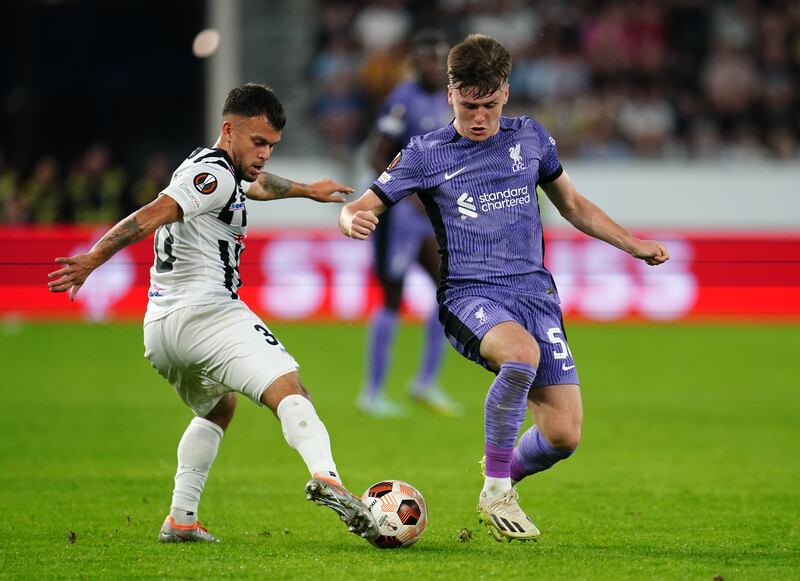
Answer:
[
  {"left": 482, "top": 476, "right": 512, "bottom": 497},
  {"left": 277, "top": 394, "right": 340, "bottom": 483},
  {"left": 170, "top": 416, "right": 223, "bottom": 525}
]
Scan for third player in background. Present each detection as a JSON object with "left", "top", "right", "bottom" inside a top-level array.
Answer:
[{"left": 358, "top": 30, "right": 460, "bottom": 417}]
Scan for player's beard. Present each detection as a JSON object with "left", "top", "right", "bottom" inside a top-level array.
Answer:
[{"left": 241, "top": 164, "right": 260, "bottom": 182}]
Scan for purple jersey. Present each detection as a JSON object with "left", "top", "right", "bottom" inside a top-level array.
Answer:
[{"left": 371, "top": 116, "right": 563, "bottom": 299}]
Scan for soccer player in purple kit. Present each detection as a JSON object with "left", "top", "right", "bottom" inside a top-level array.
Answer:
[
  {"left": 339, "top": 34, "right": 669, "bottom": 541},
  {"left": 359, "top": 30, "right": 460, "bottom": 417}
]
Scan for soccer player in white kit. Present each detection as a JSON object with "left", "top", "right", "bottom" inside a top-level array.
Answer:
[{"left": 48, "top": 84, "right": 378, "bottom": 544}]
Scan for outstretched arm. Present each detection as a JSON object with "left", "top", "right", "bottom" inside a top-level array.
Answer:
[
  {"left": 247, "top": 172, "right": 353, "bottom": 203},
  {"left": 339, "top": 189, "right": 387, "bottom": 240},
  {"left": 47, "top": 195, "right": 182, "bottom": 300},
  {"left": 541, "top": 171, "right": 669, "bottom": 266}
]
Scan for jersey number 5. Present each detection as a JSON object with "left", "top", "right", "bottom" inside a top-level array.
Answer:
[{"left": 546, "top": 327, "right": 572, "bottom": 360}]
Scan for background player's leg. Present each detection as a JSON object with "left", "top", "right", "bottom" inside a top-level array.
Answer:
[
  {"left": 416, "top": 310, "right": 444, "bottom": 387},
  {"left": 408, "top": 236, "right": 459, "bottom": 415},
  {"left": 511, "top": 385, "right": 582, "bottom": 484},
  {"left": 479, "top": 322, "right": 540, "bottom": 496},
  {"left": 168, "top": 393, "right": 235, "bottom": 527},
  {"left": 359, "top": 278, "right": 404, "bottom": 416}
]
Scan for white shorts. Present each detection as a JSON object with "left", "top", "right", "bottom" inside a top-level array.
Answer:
[{"left": 143, "top": 302, "right": 299, "bottom": 416}]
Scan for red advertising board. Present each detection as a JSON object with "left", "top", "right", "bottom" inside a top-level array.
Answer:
[{"left": 1, "top": 227, "right": 798, "bottom": 322}]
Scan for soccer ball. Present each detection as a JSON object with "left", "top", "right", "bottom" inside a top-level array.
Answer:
[{"left": 362, "top": 480, "right": 428, "bottom": 548}]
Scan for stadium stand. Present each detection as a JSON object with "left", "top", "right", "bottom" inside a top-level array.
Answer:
[{"left": 2, "top": 0, "right": 798, "bottom": 224}]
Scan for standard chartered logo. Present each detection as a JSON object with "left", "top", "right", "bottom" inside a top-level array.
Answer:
[
  {"left": 457, "top": 185, "right": 531, "bottom": 219},
  {"left": 457, "top": 193, "right": 478, "bottom": 219},
  {"left": 479, "top": 185, "right": 530, "bottom": 213}
]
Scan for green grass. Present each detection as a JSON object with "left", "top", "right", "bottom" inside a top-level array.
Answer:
[{"left": 1, "top": 320, "right": 798, "bottom": 579}]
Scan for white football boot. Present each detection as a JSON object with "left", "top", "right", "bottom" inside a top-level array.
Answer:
[
  {"left": 305, "top": 474, "right": 378, "bottom": 542},
  {"left": 477, "top": 488, "right": 540, "bottom": 542}
]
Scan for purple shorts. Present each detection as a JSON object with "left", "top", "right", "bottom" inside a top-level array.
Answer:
[
  {"left": 373, "top": 198, "right": 434, "bottom": 283},
  {"left": 438, "top": 287, "right": 580, "bottom": 388}
]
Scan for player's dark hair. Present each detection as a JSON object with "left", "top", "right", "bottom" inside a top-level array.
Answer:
[
  {"left": 222, "top": 83, "right": 287, "bottom": 130},
  {"left": 447, "top": 34, "right": 511, "bottom": 99}
]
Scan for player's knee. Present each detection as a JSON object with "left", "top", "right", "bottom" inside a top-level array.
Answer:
[
  {"left": 546, "top": 424, "right": 581, "bottom": 451},
  {"left": 481, "top": 323, "right": 541, "bottom": 370},
  {"left": 504, "top": 342, "right": 540, "bottom": 368},
  {"left": 260, "top": 372, "right": 310, "bottom": 414},
  {"left": 204, "top": 392, "right": 237, "bottom": 432},
  {"left": 485, "top": 347, "right": 540, "bottom": 372}
]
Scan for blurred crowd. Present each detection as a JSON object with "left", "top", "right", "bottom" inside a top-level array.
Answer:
[
  {"left": 3, "top": 0, "right": 798, "bottom": 225},
  {"left": 309, "top": 0, "right": 800, "bottom": 160},
  {"left": 0, "top": 145, "right": 168, "bottom": 225}
]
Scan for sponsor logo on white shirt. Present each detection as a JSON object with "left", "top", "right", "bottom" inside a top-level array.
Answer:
[{"left": 178, "top": 183, "right": 201, "bottom": 209}]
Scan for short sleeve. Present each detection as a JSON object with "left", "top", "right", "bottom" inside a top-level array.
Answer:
[
  {"left": 161, "top": 164, "right": 237, "bottom": 221},
  {"left": 370, "top": 143, "right": 424, "bottom": 207},
  {"left": 538, "top": 128, "right": 563, "bottom": 184}
]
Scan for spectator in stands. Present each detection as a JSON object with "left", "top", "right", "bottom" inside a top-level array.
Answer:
[
  {"left": 0, "top": 150, "right": 20, "bottom": 223},
  {"left": 311, "top": 67, "right": 369, "bottom": 158},
  {"left": 127, "top": 152, "right": 170, "bottom": 214},
  {"left": 16, "top": 155, "right": 66, "bottom": 224},
  {"left": 354, "top": 0, "right": 412, "bottom": 112},
  {"left": 2, "top": 0, "right": 799, "bottom": 212},
  {"left": 305, "top": 0, "right": 799, "bottom": 162},
  {"left": 703, "top": 40, "right": 760, "bottom": 136},
  {"left": 66, "top": 144, "right": 126, "bottom": 224},
  {"left": 617, "top": 80, "right": 676, "bottom": 157}
]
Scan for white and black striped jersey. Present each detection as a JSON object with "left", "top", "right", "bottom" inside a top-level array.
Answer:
[{"left": 144, "top": 147, "right": 251, "bottom": 323}]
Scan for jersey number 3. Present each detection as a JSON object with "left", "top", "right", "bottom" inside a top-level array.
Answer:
[{"left": 254, "top": 324, "right": 279, "bottom": 345}]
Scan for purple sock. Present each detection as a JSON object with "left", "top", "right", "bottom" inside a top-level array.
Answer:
[
  {"left": 413, "top": 310, "right": 445, "bottom": 390},
  {"left": 364, "top": 308, "right": 397, "bottom": 397},
  {"left": 510, "top": 426, "right": 575, "bottom": 483},
  {"left": 484, "top": 362, "right": 537, "bottom": 478}
]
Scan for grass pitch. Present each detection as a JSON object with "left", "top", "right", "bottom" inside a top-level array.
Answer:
[{"left": 0, "top": 320, "right": 798, "bottom": 579}]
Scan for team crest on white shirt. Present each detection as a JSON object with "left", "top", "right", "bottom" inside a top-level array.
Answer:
[{"left": 509, "top": 143, "right": 525, "bottom": 172}]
